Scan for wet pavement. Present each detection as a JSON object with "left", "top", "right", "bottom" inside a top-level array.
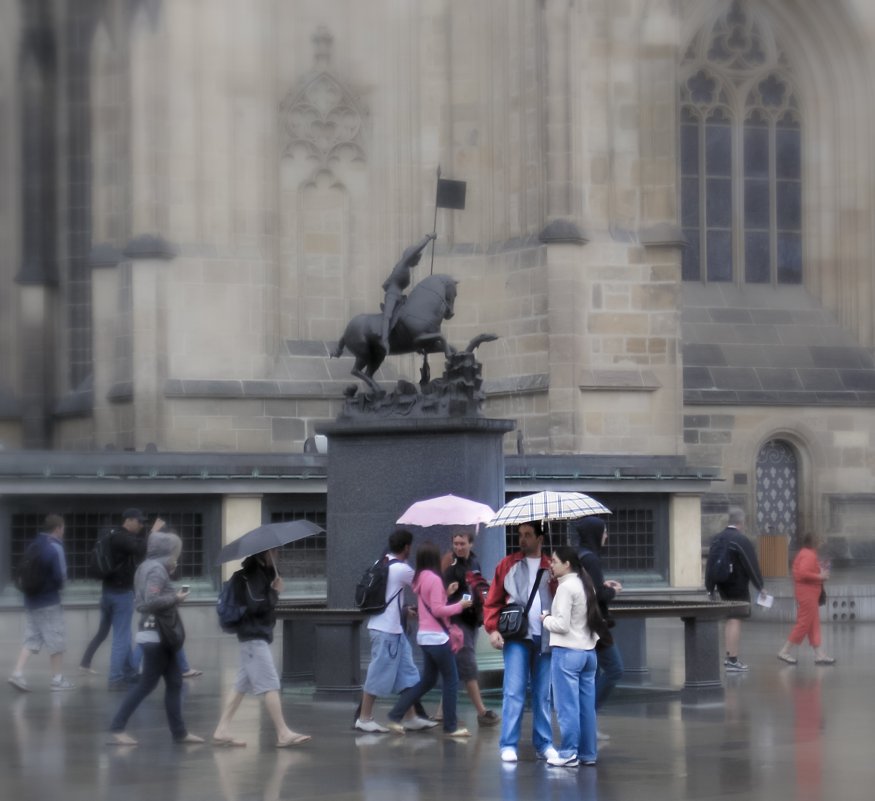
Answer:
[{"left": 2, "top": 618, "right": 873, "bottom": 801}]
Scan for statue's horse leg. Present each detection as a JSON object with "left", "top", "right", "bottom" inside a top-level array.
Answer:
[
  {"left": 351, "top": 337, "right": 386, "bottom": 396},
  {"left": 414, "top": 333, "right": 455, "bottom": 359}
]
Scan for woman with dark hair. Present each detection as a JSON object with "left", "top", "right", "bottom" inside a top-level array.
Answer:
[
  {"left": 541, "top": 546, "right": 600, "bottom": 767},
  {"left": 778, "top": 534, "right": 835, "bottom": 665},
  {"left": 573, "top": 515, "right": 623, "bottom": 737},
  {"left": 386, "top": 541, "right": 473, "bottom": 738}
]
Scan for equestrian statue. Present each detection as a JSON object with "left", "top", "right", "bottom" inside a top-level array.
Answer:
[{"left": 331, "top": 234, "right": 459, "bottom": 395}]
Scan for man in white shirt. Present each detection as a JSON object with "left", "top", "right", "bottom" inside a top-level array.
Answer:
[
  {"left": 483, "top": 521, "right": 556, "bottom": 763},
  {"left": 355, "top": 529, "right": 436, "bottom": 733}
]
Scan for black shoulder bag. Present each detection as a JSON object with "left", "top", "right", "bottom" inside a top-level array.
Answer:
[{"left": 497, "top": 568, "right": 545, "bottom": 642}]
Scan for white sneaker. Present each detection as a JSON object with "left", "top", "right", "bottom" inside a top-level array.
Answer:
[
  {"left": 597, "top": 729, "right": 611, "bottom": 741},
  {"left": 403, "top": 717, "right": 438, "bottom": 731},
  {"left": 8, "top": 675, "right": 30, "bottom": 692},
  {"left": 547, "top": 754, "right": 580, "bottom": 768},
  {"left": 354, "top": 718, "right": 389, "bottom": 733},
  {"left": 500, "top": 748, "right": 518, "bottom": 763},
  {"left": 51, "top": 677, "right": 75, "bottom": 691},
  {"left": 538, "top": 746, "right": 560, "bottom": 761}
]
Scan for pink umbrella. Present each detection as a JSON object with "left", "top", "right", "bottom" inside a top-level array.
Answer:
[{"left": 396, "top": 494, "right": 496, "bottom": 528}]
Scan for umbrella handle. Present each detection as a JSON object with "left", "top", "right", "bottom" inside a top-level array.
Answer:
[{"left": 267, "top": 550, "right": 281, "bottom": 581}]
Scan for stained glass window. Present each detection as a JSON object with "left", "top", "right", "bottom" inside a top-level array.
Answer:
[{"left": 680, "top": 1, "right": 802, "bottom": 285}]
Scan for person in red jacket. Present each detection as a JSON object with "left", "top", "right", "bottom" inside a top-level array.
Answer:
[
  {"left": 483, "top": 521, "right": 557, "bottom": 764},
  {"left": 777, "top": 534, "right": 835, "bottom": 665}
]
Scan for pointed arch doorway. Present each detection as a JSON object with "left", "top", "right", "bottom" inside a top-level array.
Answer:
[{"left": 756, "top": 438, "right": 799, "bottom": 576}]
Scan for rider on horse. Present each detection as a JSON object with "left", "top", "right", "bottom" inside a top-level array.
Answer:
[{"left": 380, "top": 233, "right": 436, "bottom": 354}]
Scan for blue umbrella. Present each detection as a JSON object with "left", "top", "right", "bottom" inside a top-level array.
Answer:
[{"left": 216, "top": 519, "right": 324, "bottom": 564}]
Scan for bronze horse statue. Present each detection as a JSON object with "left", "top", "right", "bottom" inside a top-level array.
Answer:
[{"left": 331, "top": 273, "right": 458, "bottom": 394}]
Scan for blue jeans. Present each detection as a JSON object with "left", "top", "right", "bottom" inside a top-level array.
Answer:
[
  {"left": 110, "top": 642, "right": 187, "bottom": 740},
  {"left": 551, "top": 646, "right": 597, "bottom": 761},
  {"left": 133, "top": 643, "right": 190, "bottom": 673},
  {"left": 595, "top": 642, "right": 624, "bottom": 709},
  {"left": 80, "top": 601, "right": 112, "bottom": 668},
  {"left": 498, "top": 636, "right": 552, "bottom": 754},
  {"left": 103, "top": 589, "right": 138, "bottom": 684},
  {"left": 389, "top": 643, "right": 460, "bottom": 732}
]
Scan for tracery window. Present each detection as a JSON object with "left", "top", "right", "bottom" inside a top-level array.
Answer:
[{"left": 680, "top": 1, "right": 801, "bottom": 285}]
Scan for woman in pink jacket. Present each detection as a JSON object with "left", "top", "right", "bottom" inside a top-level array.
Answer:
[
  {"left": 778, "top": 534, "right": 835, "bottom": 665},
  {"left": 387, "top": 541, "right": 473, "bottom": 737}
]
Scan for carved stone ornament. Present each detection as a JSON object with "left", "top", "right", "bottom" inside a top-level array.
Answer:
[{"left": 280, "top": 26, "right": 367, "bottom": 165}]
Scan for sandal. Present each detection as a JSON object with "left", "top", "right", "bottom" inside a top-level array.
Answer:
[
  {"left": 276, "top": 733, "right": 311, "bottom": 748},
  {"left": 212, "top": 736, "right": 247, "bottom": 747}
]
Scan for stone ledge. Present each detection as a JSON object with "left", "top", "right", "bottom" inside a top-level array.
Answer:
[
  {"left": 579, "top": 368, "right": 661, "bottom": 391},
  {"left": 54, "top": 376, "right": 94, "bottom": 418},
  {"left": 164, "top": 378, "right": 359, "bottom": 400},
  {"left": 483, "top": 373, "right": 549, "bottom": 397},
  {"left": 122, "top": 233, "right": 177, "bottom": 260},
  {"left": 107, "top": 382, "right": 134, "bottom": 404}
]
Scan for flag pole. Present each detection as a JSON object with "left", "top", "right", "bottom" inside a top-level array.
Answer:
[{"left": 430, "top": 165, "right": 440, "bottom": 275}]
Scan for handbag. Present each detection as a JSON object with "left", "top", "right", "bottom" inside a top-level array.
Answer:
[
  {"left": 818, "top": 586, "right": 827, "bottom": 607},
  {"left": 497, "top": 568, "right": 545, "bottom": 642},
  {"left": 420, "top": 598, "right": 464, "bottom": 653},
  {"left": 143, "top": 606, "right": 186, "bottom": 651}
]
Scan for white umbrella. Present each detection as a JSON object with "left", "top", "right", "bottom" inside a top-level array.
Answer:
[
  {"left": 396, "top": 494, "right": 496, "bottom": 528},
  {"left": 487, "top": 490, "right": 611, "bottom": 528}
]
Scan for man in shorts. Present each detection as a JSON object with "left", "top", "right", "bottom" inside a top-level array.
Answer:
[
  {"left": 354, "top": 528, "right": 437, "bottom": 733},
  {"left": 706, "top": 507, "right": 767, "bottom": 672},
  {"left": 8, "top": 515, "right": 75, "bottom": 692},
  {"left": 212, "top": 547, "right": 310, "bottom": 747}
]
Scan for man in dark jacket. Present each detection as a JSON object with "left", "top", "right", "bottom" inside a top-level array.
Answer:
[
  {"left": 705, "top": 507, "right": 767, "bottom": 672},
  {"left": 573, "top": 516, "right": 623, "bottom": 738},
  {"left": 8, "top": 515, "right": 75, "bottom": 692},
  {"left": 438, "top": 531, "right": 500, "bottom": 727},
  {"left": 81, "top": 508, "right": 157, "bottom": 689},
  {"left": 212, "top": 549, "right": 311, "bottom": 747}
]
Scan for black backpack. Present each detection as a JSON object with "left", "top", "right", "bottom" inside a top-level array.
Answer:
[
  {"left": 706, "top": 534, "right": 735, "bottom": 586},
  {"left": 15, "top": 538, "right": 48, "bottom": 596},
  {"left": 216, "top": 571, "right": 248, "bottom": 632},
  {"left": 354, "top": 556, "right": 400, "bottom": 614},
  {"left": 88, "top": 528, "right": 124, "bottom": 580}
]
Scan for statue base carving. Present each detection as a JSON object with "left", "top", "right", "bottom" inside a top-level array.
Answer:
[{"left": 339, "top": 338, "right": 496, "bottom": 419}]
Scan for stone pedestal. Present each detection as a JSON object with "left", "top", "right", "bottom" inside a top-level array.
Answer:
[
  {"left": 319, "top": 416, "right": 514, "bottom": 608},
  {"left": 680, "top": 616, "right": 724, "bottom": 705}
]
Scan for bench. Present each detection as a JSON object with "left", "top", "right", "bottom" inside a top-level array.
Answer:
[
  {"left": 609, "top": 597, "right": 749, "bottom": 704},
  {"left": 276, "top": 597, "right": 749, "bottom": 704}
]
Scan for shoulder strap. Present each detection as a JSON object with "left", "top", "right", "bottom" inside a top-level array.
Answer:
[
  {"left": 384, "top": 558, "right": 403, "bottom": 608},
  {"left": 419, "top": 597, "right": 451, "bottom": 636},
  {"left": 522, "top": 568, "right": 546, "bottom": 615}
]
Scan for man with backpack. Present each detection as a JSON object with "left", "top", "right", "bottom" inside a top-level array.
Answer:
[
  {"left": 354, "top": 528, "right": 436, "bottom": 733},
  {"left": 80, "top": 508, "right": 157, "bottom": 689},
  {"left": 8, "top": 515, "right": 75, "bottom": 692},
  {"left": 212, "top": 547, "right": 311, "bottom": 747},
  {"left": 705, "top": 507, "right": 767, "bottom": 672}
]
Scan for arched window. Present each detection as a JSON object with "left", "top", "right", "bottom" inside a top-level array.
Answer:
[
  {"left": 680, "top": 1, "right": 801, "bottom": 285},
  {"left": 756, "top": 439, "right": 798, "bottom": 541}
]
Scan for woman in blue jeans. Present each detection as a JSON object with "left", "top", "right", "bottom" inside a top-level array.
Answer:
[
  {"left": 108, "top": 531, "right": 203, "bottom": 746},
  {"left": 541, "top": 546, "right": 600, "bottom": 767},
  {"left": 387, "top": 541, "right": 473, "bottom": 738}
]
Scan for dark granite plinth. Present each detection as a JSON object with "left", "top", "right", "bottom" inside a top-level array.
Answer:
[{"left": 319, "top": 417, "right": 514, "bottom": 609}]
